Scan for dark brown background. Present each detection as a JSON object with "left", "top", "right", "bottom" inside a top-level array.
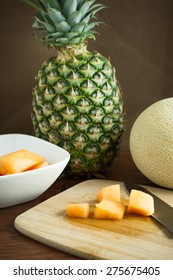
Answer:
[{"left": 1, "top": 0, "right": 173, "bottom": 150}]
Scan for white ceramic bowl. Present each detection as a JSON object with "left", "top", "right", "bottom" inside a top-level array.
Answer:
[{"left": 0, "top": 133, "right": 70, "bottom": 208}]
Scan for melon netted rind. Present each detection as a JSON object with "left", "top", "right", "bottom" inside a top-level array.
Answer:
[{"left": 130, "top": 97, "right": 173, "bottom": 189}]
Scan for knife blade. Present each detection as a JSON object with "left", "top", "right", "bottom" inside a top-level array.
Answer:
[{"left": 124, "top": 181, "right": 173, "bottom": 235}]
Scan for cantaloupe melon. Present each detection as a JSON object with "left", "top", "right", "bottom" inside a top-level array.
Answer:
[
  {"left": 94, "top": 199, "right": 125, "bottom": 220},
  {"left": 130, "top": 98, "right": 173, "bottom": 189},
  {"left": 127, "top": 189, "right": 154, "bottom": 216},
  {"left": 66, "top": 203, "right": 89, "bottom": 218},
  {"left": 97, "top": 184, "right": 120, "bottom": 202},
  {"left": 0, "top": 149, "right": 44, "bottom": 175}
]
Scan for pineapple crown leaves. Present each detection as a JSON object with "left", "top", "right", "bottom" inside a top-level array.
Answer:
[{"left": 23, "top": 0, "right": 106, "bottom": 48}]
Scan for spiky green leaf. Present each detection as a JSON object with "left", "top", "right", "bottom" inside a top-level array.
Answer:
[
  {"left": 63, "top": 0, "right": 78, "bottom": 17},
  {"left": 66, "top": 32, "right": 79, "bottom": 40},
  {"left": 88, "top": 3, "right": 106, "bottom": 16},
  {"left": 57, "top": 37, "right": 69, "bottom": 44},
  {"left": 47, "top": 8, "right": 66, "bottom": 23},
  {"left": 35, "top": 0, "right": 61, "bottom": 10},
  {"left": 55, "top": 21, "right": 71, "bottom": 33},
  {"left": 71, "top": 22, "right": 86, "bottom": 33},
  {"left": 58, "top": 0, "right": 66, "bottom": 7},
  {"left": 69, "top": 36, "right": 84, "bottom": 44},
  {"left": 83, "top": 21, "right": 100, "bottom": 32},
  {"left": 67, "top": 11, "right": 83, "bottom": 26},
  {"left": 39, "top": 9, "right": 55, "bottom": 25},
  {"left": 32, "top": 19, "right": 46, "bottom": 30},
  {"left": 80, "top": 1, "right": 95, "bottom": 15},
  {"left": 35, "top": 16, "right": 55, "bottom": 32},
  {"left": 77, "top": 0, "right": 84, "bottom": 9},
  {"left": 22, "top": 0, "right": 40, "bottom": 12},
  {"left": 36, "top": 0, "right": 47, "bottom": 10},
  {"left": 46, "top": 0, "right": 61, "bottom": 10},
  {"left": 81, "top": 14, "right": 92, "bottom": 24},
  {"left": 46, "top": 31, "right": 63, "bottom": 38}
]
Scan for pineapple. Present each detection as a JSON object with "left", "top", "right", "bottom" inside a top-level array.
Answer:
[{"left": 24, "top": 0, "right": 125, "bottom": 176}]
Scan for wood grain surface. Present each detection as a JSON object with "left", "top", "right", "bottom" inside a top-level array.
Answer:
[{"left": 14, "top": 179, "right": 173, "bottom": 260}]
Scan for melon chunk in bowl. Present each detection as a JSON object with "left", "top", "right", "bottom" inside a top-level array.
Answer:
[{"left": 0, "top": 134, "right": 70, "bottom": 208}]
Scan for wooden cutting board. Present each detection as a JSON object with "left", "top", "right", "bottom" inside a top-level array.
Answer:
[{"left": 14, "top": 179, "right": 173, "bottom": 259}]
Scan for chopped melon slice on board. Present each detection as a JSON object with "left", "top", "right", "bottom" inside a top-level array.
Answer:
[
  {"left": 94, "top": 199, "right": 125, "bottom": 220},
  {"left": 66, "top": 203, "right": 89, "bottom": 218},
  {"left": 0, "top": 149, "right": 44, "bottom": 175},
  {"left": 127, "top": 189, "right": 154, "bottom": 216},
  {"left": 97, "top": 184, "right": 121, "bottom": 202}
]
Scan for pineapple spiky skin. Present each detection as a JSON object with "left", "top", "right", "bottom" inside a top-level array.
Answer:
[
  {"left": 24, "top": 0, "right": 125, "bottom": 176},
  {"left": 32, "top": 45, "right": 124, "bottom": 176}
]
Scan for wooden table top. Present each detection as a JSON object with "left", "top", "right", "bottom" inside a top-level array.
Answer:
[{"left": 0, "top": 151, "right": 156, "bottom": 260}]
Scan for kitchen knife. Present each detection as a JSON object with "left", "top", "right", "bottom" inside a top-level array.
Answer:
[{"left": 124, "top": 181, "right": 173, "bottom": 235}]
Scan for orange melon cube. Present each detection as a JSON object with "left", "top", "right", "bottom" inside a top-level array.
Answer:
[
  {"left": 97, "top": 184, "right": 121, "bottom": 202},
  {"left": 66, "top": 203, "right": 89, "bottom": 218},
  {"left": 94, "top": 199, "right": 125, "bottom": 220},
  {"left": 0, "top": 149, "right": 44, "bottom": 175},
  {"left": 127, "top": 189, "right": 154, "bottom": 216},
  {"left": 28, "top": 160, "right": 49, "bottom": 170}
]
